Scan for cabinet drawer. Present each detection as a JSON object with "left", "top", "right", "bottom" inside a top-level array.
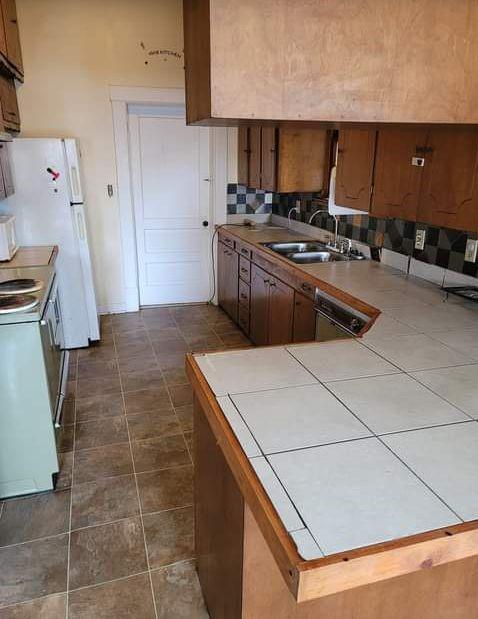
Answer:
[
  {"left": 237, "top": 241, "right": 252, "bottom": 260},
  {"left": 239, "top": 256, "right": 251, "bottom": 283},
  {"left": 218, "top": 230, "right": 235, "bottom": 249},
  {"left": 238, "top": 304, "right": 250, "bottom": 335},
  {"left": 238, "top": 279, "right": 250, "bottom": 308}
]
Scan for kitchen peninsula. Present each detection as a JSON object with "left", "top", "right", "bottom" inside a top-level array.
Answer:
[{"left": 187, "top": 224, "right": 478, "bottom": 618}]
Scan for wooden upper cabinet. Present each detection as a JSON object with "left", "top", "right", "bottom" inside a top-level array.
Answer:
[
  {"left": 335, "top": 129, "right": 376, "bottom": 212},
  {"left": 371, "top": 128, "right": 428, "bottom": 221},
  {"left": 237, "top": 126, "right": 250, "bottom": 186},
  {"left": 1, "top": 0, "right": 22, "bottom": 75},
  {"left": 0, "top": 73, "right": 19, "bottom": 130},
  {"left": 277, "top": 128, "right": 330, "bottom": 193},
  {"left": 417, "top": 129, "right": 478, "bottom": 232},
  {"left": 248, "top": 125, "right": 261, "bottom": 189},
  {"left": 260, "top": 126, "right": 277, "bottom": 191}
]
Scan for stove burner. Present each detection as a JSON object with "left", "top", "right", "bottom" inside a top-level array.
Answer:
[
  {"left": 0, "top": 279, "right": 44, "bottom": 295},
  {"left": 0, "top": 294, "right": 39, "bottom": 314}
]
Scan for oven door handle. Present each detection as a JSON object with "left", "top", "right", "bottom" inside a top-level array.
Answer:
[{"left": 314, "top": 308, "right": 357, "bottom": 337}]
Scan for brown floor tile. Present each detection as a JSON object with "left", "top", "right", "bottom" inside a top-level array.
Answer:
[
  {"left": 184, "top": 432, "right": 193, "bottom": 456},
  {"left": 68, "top": 573, "right": 155, "bottom": 619},
  {"left": 127, "top": 411, "right": 181, "bottom": 442},
  {"left": 168, "top": 385, "right": 193, "bottom": 408},
  {"left": 0, "top": 594, "right": 67, "bottom": 618},
  {"left": 111, "top": 313, "right": 145, "bottom": 333},
  {"left": 209, "top": 317, "right": 238, "bottom": 334},
  {"left": 76, "top": 393, "right": 124, "bottom": 423},
  {"left": 75, "top": 417, "right": 128, "bottom": 451},
  {"left": 137, "top": 465, "right": 193, "bottom": 514},
  {"left": 147, "top": 327, "right": 183, "bottom": 342},
  {"left": 152, "top": 339, "right": 188, "bottom": 355},
  {"left": 185, "top": 335, "right": 224, "bottom": 352},
  {"left": 175, "top": 405, "right": 193, "bottom": 432},
  {"left": 62, "top": 400, "right": 76, "bottom": 426},
  {"left": 76, "top": 375, "right": 121, "bottom": 399},
  {"left": 162, "top": 367, "right": 189, "bottom": 387},
  {"left": 143, "top": 314, "right": 176, "bottom": 329},
  {"left": 71, "top": 475, "right": 140, "bottom": 530},
  {"left": 68, "top": 361, "right": 78, "bottom": 380},
  {"left": 0, "top": 535, "right": 68, "bottom": 607},
  {"left": 123, "top": 387, "right": 172, "bottom": 415},
  {"left": 56, "top": 452, "right": 73, "bottom": 490},
  {"left": 69, "top": 517, "right": 147, "bottom": 590},
  {"left": 77, "top": 358, "right": 119, "bottom": 380},
  {"left": 0, "top": 491, "right": 70, "bottom": 547},
  {"left": 156, "top": 352, "right": 186, "bottom": 371},
  {"left": 73, "top": 444, "right": 133, "bottom": 485},
  {"left": 131, "top": 435, "right": 190, "bottom": 473},
  {"left": 219, "top": 331, "right": 252, "bottom": 348},
  {"left": 77, "top": 343, "right": 116, "bottom": 362},
  {"left": 121, "top": 368, "right": 165, "bottom": 393},
  {"left": 65, "top": 380, "right": 77, "bottom": 400},
  {"left": 115, "top": 333, "right": 153, "bottom": 358},
  {"left": 179, "top": 323, "right": 217, "bottom": 339},
  {"left": 151, "top": 560, "right": 208, "bottom": 619},
  {"left": 58, "top": 425, "right": 74, "bottom": 453},
  {"left": 143, "top": 506, "right": 194, "bottom": 569},
  {"left": 118, "top": 353, "right": 159, "bottom": 374}
]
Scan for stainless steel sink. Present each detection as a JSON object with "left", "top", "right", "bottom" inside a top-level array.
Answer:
[{"left": 261, "top": 240, "right": 364, "bottom": 264}]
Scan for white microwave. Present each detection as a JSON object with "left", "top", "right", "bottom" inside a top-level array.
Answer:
[{"left": 0, "top": 215, "right": 18, "bottom": 261}]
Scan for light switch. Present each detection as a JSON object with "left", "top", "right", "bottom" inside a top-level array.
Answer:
[
  {"left": 415, "top": 229, "right": 426, "bottom": 251},
  {"left": 465, "top": 239, "right": 478, "bottom": 263}
]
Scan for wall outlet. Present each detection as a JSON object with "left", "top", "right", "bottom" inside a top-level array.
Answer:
[
  {"left": 415, "top": 229, "right": 426, "bottom": 251},
  {"left": 465, "top": 238, "right": 478, "bottom": 263}
]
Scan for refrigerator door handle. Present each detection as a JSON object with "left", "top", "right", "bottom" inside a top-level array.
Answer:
[{"left": 70, "top": 165, "right": 81, "bottom": 200}]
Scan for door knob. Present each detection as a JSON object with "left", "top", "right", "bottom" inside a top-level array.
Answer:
[{"left": 202, "top": 220, "right": 209, "bottom": 227}]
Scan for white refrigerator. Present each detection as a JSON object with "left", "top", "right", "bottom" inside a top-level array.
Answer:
[{"left": 1, "top": 138, "right": 100, "bottom": 348}]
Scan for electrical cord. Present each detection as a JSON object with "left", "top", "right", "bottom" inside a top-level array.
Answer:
[{"left": 207, "top": 223, "right": 252, "bottom": 305}]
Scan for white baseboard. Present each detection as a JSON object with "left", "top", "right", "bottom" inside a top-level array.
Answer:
[{"left": 98, "top": 302, "right": 127, "bottom": 315}]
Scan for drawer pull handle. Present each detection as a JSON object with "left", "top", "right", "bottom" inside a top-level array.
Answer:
[
  {"left": 301, "top": 283, "right": 312, "bottom": 292},
  {"left": 240, "top": 267, "right": 248, "bottom": 273},
  {"left": 241, "top": 248, "right": 248, "bottom": 255},
  {"left": 270, "top": 282, "right": 276, "bottom": 287}
]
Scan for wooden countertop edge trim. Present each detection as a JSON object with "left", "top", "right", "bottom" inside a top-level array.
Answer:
[
  {"left": 185, "top": 352, "right": 304, "bottom": 598},
  {"left": 218, "top": 227, "right": 382, "bottom": 330},
  {"left": 295, "top": 525, "right": 478, "bottom": 602}
]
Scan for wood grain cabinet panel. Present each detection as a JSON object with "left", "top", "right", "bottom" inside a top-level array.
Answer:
[
  {"left": 218, "top": 241, "right": 239, "bottom": 323},
  {"left": 0, "top": 73, "right": 19, "bottom": 130},
  {"left": 417, "top": 129, "right": 478, "bottom": 232},
  {"left": 0, "top": 142, "right": 13, "bottom": 196},
  {"left": 1, "top": 0, "right": 22, "bottom": 75},
  {"left": 237, "top": 125, "right": 250, "bottom": 186},
  {"left": 268, "top": 277, "right": 294, "bottom": 345},
  {"left": 334, "top": 129, "right": 377, "bottom": 212},
  {"left": 293, "top": 292, "right": 316, "bottom": 343},
  {"left": 248, "top": 125, "right": 262, "bottom": 189},
  {"left": 371, "top": 128, "right": 428, "bottom": 221},
  {"left": 278, "top": 128, "right": 330, "bottom": 193},
  {"left": 260, "top": 126, "right": 277, "bottom": 191},
  {"left": 250, "top": 263, "right": 270, "bottom": 346}
]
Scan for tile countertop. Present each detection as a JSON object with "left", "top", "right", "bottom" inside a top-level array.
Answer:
[{"left": 195, "top": 225, "right": 478, "bottom": 561}]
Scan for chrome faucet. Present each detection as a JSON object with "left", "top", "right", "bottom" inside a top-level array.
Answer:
[
  {"left": 307, "top": 209, "right": 351, "bottom": 254},
  {"left": 287, "top": 200, "right": 301, "bottom": 228}
]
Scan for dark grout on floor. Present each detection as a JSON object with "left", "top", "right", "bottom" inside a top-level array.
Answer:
[{"left": 0, "top": 303, "right": 251, "bottom": 618}]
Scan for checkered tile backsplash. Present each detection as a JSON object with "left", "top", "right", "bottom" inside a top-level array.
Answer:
[
  {"left": 227, "top": 184, "right": 273, "bottom": 215},
  {"left": 265, "top": 189, "right": 478, "bottom": 279}
]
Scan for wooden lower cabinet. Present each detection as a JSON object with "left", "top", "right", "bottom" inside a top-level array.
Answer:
[
  {"left": 217, "top": 241, "right": 239, "bottom": 323},
  {"left": 250, "top": 263, "right": 270, "bottom": 346},
  {"left": 292, "top": 292, "right": 316, "bottom": 343},
  {"left": 268, "top": 277, "right": 294, "bottom": 345}
]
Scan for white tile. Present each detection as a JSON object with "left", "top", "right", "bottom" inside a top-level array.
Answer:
[
  {"left": 249, "top": 456, "right": 303, "bottom": 531},
  {"left": 195, "top": 347, "right": 316, "bottom": 396},
  {"left": 290, "top": 529, "right": 323, "bottom": 560},
  {"left": 381, "top": 248, "right": 409, "bottom": 273},
  {"left": 387, "top": 302, "right": 478, "bottom": 333},
  {"left": 383, "top": 423, "right": 478, "bottom": 521},
  {"left": 428, "top": 328, "right": 478, "bottom": 361},
  {"left": 361, "top": 313, "right": 419, "bottom": 340},
  {"left": 411, "top": 365, "right": 478, "bottom": 418},
  {"left": 287, "top": 340, "right": 399, "bottom": 383},
  {"left": 328, "top": 374, "right": 469, "bottom": 435},
  {"left": 364, "top": 333, "right": 474, "bottom": 372},
  {"left": 409, "top": 258, "right": 445, "bottom": 287},
  {"left": 358, "top": 289, "right": 424, "bottom": 311},
  {"left": 231, "top": 384, "right": 370, "bottom": 454},
  {"left": 268, "top": 438, "right": 459, "bottom": 555},
  {"left": 217, "top": 397, "right": 261, "bottom": 457}
]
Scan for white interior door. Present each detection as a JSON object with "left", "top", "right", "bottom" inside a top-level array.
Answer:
[{"left": 129, "top": 111, "right": 212, "bottom": 306}]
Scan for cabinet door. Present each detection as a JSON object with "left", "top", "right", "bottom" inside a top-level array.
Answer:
[
  {"left": 237, "top": 125, "right": 249, "bottom": 186},
  {"left": 371, "top": 128, "right": 427, "bottom": 221},
  {"left": 418, "top": 129, "right": 478, "bottom": 232},
  {"left": 292, "top": 292, "right": 316, "bottom": 343},
  {"left": 1, "top": 0, "right": 22, "bottom": 74},
  {"left": 218, "top": 242, "right": 239, "bottom": 322},
  {"left": 277, "top": 128, "right": 330, "bottom": 193},
  {"left": 248, "top": 125, "right": 261, "bottom": 189},
  {"left": 0, "top": 142, "right": 13, "bottom": 196},
  {"left": 260, "top": 126, "right": 277, "bottom": 191},
  {"left": 250, "top": 263, "right": 270, "bottom": 346},
  {"left": 0, "top": 73, "right": 19, "bottom": 129},
  {"left": 335, "top": 129, "right": 376, "bottom": 212},
  {"left": 268, "top": 277, "right": 294, "bottom": 345}
]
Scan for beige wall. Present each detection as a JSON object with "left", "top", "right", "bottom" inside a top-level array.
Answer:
[{"left": 16, "top": 0, "right": 185, "bottom": 311}]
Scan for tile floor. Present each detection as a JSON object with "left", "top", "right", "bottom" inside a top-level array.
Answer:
[{"left": 0, "top": 304, "right": 251, "bottom": 618}]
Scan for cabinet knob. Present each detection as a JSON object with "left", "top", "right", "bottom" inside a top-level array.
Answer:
[{"left": 270, "top": 281, "right": 276, "bottom": 287}]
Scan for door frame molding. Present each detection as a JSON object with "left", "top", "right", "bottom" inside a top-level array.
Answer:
[{"left": 110, "top": 85, "right": 228, "bottom": 312}]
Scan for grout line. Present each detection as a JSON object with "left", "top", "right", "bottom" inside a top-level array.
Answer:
[{"left": 114, "top": 327, "right": 159, "bottom": 619}]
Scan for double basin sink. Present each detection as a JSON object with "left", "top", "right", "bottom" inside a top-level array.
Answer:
[{"left": 261, "top": 241, "right": 364, "bottom": 264}]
